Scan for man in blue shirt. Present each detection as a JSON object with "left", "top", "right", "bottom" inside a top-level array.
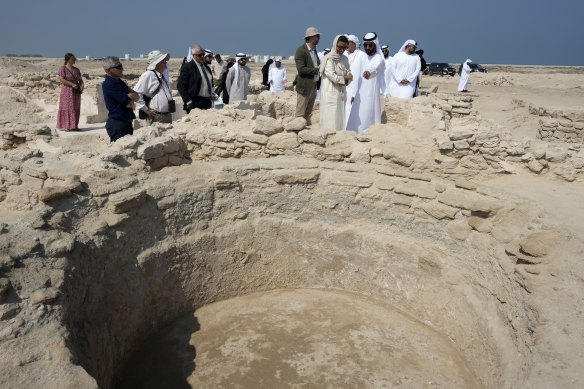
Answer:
[{"left": 102, "top": 56, "right": 139, "bottom": 142}]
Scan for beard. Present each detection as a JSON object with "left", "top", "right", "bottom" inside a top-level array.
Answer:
[{"left": 365, "top": 46, "right": 376, "bottom": 56}]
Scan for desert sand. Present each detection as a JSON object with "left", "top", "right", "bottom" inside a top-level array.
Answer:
[{"left": 1, "top": 56, "right": 584, "bottom": 388}]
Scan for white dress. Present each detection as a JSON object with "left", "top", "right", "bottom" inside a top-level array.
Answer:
[{"left": 319, "top": 55, "right": 350, "bottom": 130}]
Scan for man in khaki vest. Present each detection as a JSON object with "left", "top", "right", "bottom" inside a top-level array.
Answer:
[{"left": 294, "top": 27, "right": 321, "bottom": 125}]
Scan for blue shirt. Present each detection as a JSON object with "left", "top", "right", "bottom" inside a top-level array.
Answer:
[{"left": 103, "top": 75, "right": 136, "bottom": 121}]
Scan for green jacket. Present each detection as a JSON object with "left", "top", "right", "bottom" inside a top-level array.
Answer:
[{"left": 294, "top": 43, "right": 320, "bottom": 96}]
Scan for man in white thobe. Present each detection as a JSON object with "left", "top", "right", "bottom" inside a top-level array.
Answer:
[
  {"left": 345, "top": 32, "right": 385, "bottom": 135},
  {"left": 381, "top": 45, "right": 393, "bottom": 97},
  {"left": 268, "top": 59, "right": 287, "bottom": 92},
  {"left": 343, "top": 34, "right": 367, "bottom": 132},
  {"left": 388, "top": 40, "right": 421, "bottom": 99},
  {"left": 226, "top": 53, "right": 251, "bottom": 102},
  {"left": 457, "top": 59, "right": 472, "bottom": 92}
]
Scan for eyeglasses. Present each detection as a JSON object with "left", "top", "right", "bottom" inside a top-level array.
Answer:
[
  {"left": 110, "top": 64, "right": 123, "bottom": 70},
  {"left": 363, "top": 43, "right": 375, "bottom": 48},
  {"left": 194, "top": 53, "right": 204, "bottom": 57}
]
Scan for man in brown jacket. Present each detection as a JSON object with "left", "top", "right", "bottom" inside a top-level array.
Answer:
[{"left": 294, "top": 27, "right": 321, "bottom": 125}]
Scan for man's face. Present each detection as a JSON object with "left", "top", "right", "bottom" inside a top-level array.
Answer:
[
  {"left": 215, "top": 55, "right": 222, "bottom": 63},
  {"left": 405, "top": 44, "right": 416, "bottom": 55},
  {"left": 107, "top": 62, "right": 123, "bottom": 78},
  {"left": 205, "top": 55, "right": 213, "bottom": 64},
  {"left": 364, "top": 42, "right": 376, "bottom": 56},
  {"left": 238, "top": 58, "right": 247, "bottom": 67},
  {"left": 382, "top": 48, "right": 390, "bottom": 58},
  {"left": 275, "top": 61, "right": 281, "bottom": 68},
  {"left": 309, "top": 34, "right": 320, "bottom": 46},
  {"left": 155, "top": 58, "right": 167, "bottom": 73},
  {"left": 193, "top": 49, "right": 205, "bottom": 64},
  {"left": 347, "top": 41, "right": 357, "bottom": 54}
]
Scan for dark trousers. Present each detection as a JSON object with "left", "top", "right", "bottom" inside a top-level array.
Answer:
[
  {"left": 106, "top": 117, "right": 133, "bottom": 142},
  {"left": 185, "top": 96, "right": 213, "bottom": 113}
]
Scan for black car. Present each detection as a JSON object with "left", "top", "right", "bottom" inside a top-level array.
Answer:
[
  {"left": 468, "top": 63, "right": 487, "bottom": 73},
  {"left": 425, "top": 62, "right": 456, "bottom": 76}
]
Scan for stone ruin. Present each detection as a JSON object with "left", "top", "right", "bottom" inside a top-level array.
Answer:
[{"left": 0, "top": 85, "right": 583, "bottom": 388}]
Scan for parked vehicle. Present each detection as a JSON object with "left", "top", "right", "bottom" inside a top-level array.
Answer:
[
  {"left": 425, "top": 62, "right": 456, "bottom": 76},
  {"left": 469, "top": 63, "right": 487, "bottom": 73}
]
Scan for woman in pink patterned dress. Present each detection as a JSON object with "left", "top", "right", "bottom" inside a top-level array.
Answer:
[{"left": 57, "top": 53, "right": 84, "bottom": 131}]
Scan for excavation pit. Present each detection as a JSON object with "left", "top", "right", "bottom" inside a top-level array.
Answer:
[{"left": 55, "top": 162, "right": 531, "bottom": 389}]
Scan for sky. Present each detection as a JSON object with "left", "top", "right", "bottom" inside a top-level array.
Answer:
[{"left": 1, "top": 0, "right": 583, "bottom": 66}]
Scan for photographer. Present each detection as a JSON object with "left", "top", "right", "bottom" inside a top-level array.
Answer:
[{"left": 133, "top": 52, "right": 175, "bottom": 124}]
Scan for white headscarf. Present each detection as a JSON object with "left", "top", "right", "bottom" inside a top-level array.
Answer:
[
  {"left": 363, "top": 32, "right": 383, "bottom": 57},
  {"left": 319, "top": 35, "right": 343, "bottom": 75},
  {"left": 465, "top": 59, "right": 472, "bottom": 64},
  {"left": 398, "top": 39, "right": 417, "bottom": 53},
  {"left": 234, "top": 53, "right": 247, "bottom": 86}
]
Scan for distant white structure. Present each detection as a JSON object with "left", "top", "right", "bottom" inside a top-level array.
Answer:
[{"left": 124, "top": 54, "right": 130, "bottom": 60}]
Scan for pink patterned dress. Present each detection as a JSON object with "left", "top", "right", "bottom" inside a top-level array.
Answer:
[{"left": 57, "top": 65, "right": 82, "bottom": 130}]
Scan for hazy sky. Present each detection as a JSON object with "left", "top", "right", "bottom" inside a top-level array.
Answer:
[{"left": 1, "top": 0, "right": 583, "bottom": 66}]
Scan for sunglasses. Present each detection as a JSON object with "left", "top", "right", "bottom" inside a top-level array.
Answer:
[
  {"left": 194, "top": 53, "right": 204, "bottom": 57},
  {"left": 110, "top": 64, "right": 123, "bottom": 70},
  {"left": 363, "top": 43, "right": 375, "bottom": 48}
]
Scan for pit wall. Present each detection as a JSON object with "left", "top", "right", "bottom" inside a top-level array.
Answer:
[{"left": 49, "top": 159, "right": 539, "bottom": 388}]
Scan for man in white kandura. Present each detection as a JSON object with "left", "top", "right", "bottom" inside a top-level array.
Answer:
[
  {"left": 343, "top": 34, "right": 367, "bottom": 132},
  {"left": 226, "top": 53, "right": 251, "bottom": 102},
  {"left": 457, "top": 59, "right": 472, "bottom": 92},
  {"left": 381, "top": 45, "right": 393, "bottom": 97},
  {"left": 268, "top": 59, "right": 287, "bottom": 92},
  {"left": 345, "top": 32, "right": 385, "bottom": 135},
  {"left": 319, "top": 35, "right": 352, "bottom": 130},
  {"left": 388, "top": 39, "right": 421, "bottom": 99}
]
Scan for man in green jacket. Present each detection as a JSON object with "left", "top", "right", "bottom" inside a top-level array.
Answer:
[{"left": 294, "top": 26, "right": 321, "bottom": 125}]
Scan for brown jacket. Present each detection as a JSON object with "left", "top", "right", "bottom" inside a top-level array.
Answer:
[{"left": 294, "top": 43, "right": 320, "bottom": 96}]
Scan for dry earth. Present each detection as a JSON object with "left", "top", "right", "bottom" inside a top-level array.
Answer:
[{"left": 0, "top": 57, "right": 584, "bottom": 388}]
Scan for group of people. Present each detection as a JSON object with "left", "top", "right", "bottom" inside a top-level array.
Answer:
[
  {"left": 296, "top": 27, "right": 425, "bottom": 135},
  {"left": 56, "top": 32, "right": 473, "bottom": 142}
]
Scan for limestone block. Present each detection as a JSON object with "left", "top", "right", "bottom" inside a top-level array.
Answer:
[
  {"left": 520, "top": 230, "right": 563, "bottom": 258},
  {"left": 324, "top": 172, "right": 373, "bottom": 188},
  {"left": 43, "top": 233, "right": 75, "bottom": 257},
  {"left": 452, "top": 108, "right": 471, "bottom": 115},
  {"left": 349, "top": 142, "right": 371, "bottom": 163},
  {"left": 448, "top": 127, "right": 475, "bottom": 141},
  {"left": 214, "top": 171, "right": 239, "bottom": 190},
  {"left": 253, "top": 115, "right": 284, "bottom": 135},
  {"left": 30, "top": 287, "right": 60, "bottom": 305},
  {"left": 453, "top": 140, "right": 470, "bottom": 150},
  {"left": 242, "top": 133, "right": 269, "bottom": 145},
  {"left": 437, "top": 140, "right": 454, "bottom": 151},
  {"left": 416, "top": 201, "right": 459, "bottom": 220},
  {"left": 392, "top": 194, "right": 413, "bottom": 207},
  {"left": 21, "top": 158, "right": 47, "bottom": 179},
  {"left": 283, "top": 117, "right": 307, "bottom": 132},
  {"left": 553, "top": 164, "right": 576, "bottom": 182},
  {"left": 299, "top": 129, "right": 329, "bottom": 146},
  {"left": 545, "top": 145, "right": 568, "bottom": 162},
  {"left": 454, "top": 178, "right": 477, "bottom": 190},
  {"left": 394, "top": 181, "right": 438, "bottom": 199},
  {"left": 438, "top": 188, "right": 503, "bottom": 216},
  {"left": 108, "top": 189, "right": 147, "bottom": 214},
  {"left": 272, "top": 169, "right": 320, "bottom": 185},
  {"left": 39, "top": 186, "right": 72, "bottom": 202},
  {"left": 185, "top": 131, "right": 206, "bottom": 145},
  {"left": 447, "top": 220, "right": 472, "bottom": 240},
  {"left": 91, "top": 177, "right": 138, "bottom": 197},
  {"left": 527, "top": 160, "right": 545, "bottom": 174},
  {"left": 467, "top": 216, "right": 493, "bottom": 233},
  {"left": 267, "top": 133, "right": 299, "bottom": 150}
]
